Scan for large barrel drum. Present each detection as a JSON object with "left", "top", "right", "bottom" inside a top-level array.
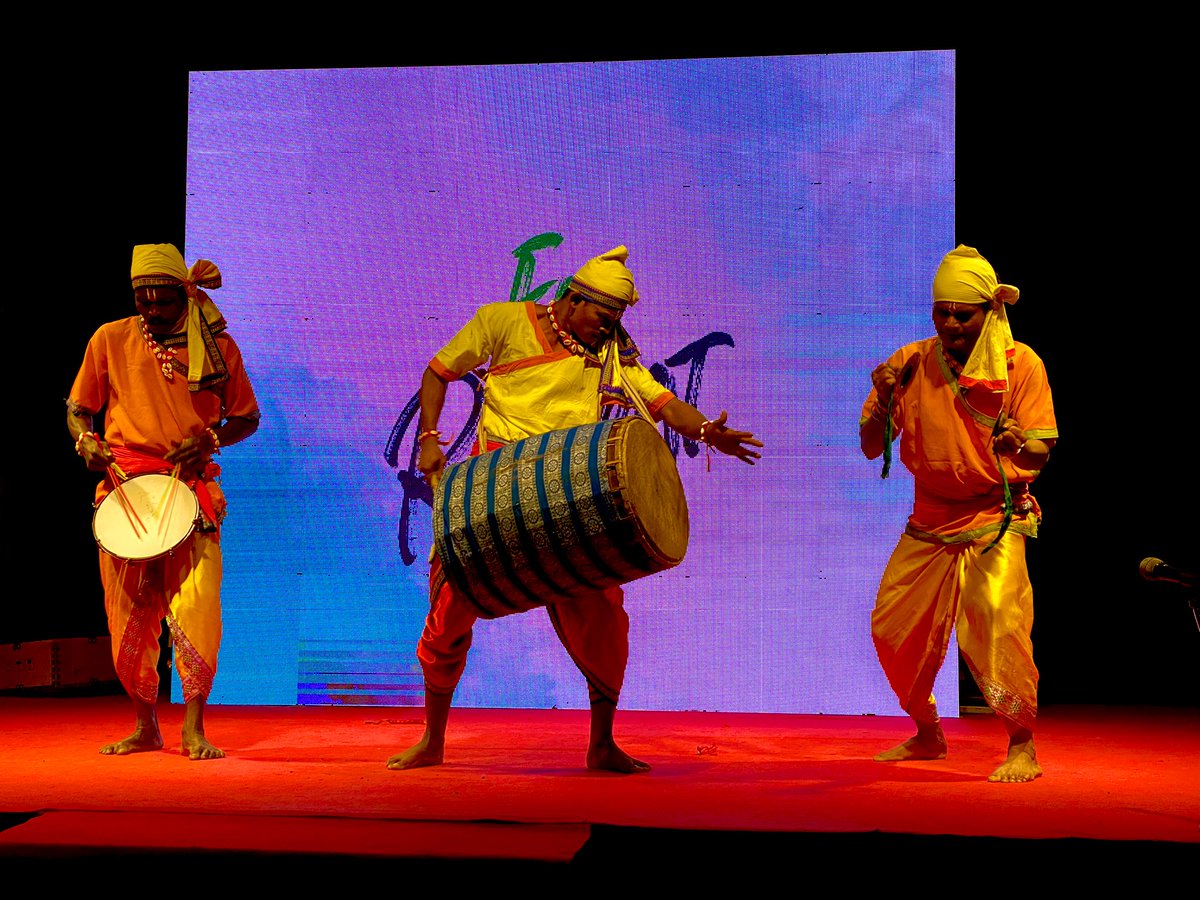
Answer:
[{"left": 433, "top": 416, "right": 689, "bottom": 618}]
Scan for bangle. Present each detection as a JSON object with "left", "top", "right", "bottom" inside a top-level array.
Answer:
[
  {"left": 74, "top": 431, "right": 99, "bottom": 456},
  {"left": 418, "top": 429, "right": 444, "bottom": 444},
  {"left": 206, "top": 426, "right": 221, "bottom": 453}
]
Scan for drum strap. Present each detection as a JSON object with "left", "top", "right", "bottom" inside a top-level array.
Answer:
[{"left": 598, "top": 339, "right": 655, "bottom": 425}]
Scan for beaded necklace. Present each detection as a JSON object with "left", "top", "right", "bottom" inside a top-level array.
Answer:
[
  {"left": 939, "top": 343, "right": 965, "bottom": 379},
  {"left": 545, "top": 300, "right": 586, "bottom": 356},
  {"left": 138, "top": 316, "right": 179, "bottom": 380}
]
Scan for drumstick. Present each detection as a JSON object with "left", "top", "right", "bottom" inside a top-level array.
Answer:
[
  {"left": 156, "top": 465, "right": 183, "bottom": 540},
  {"left": 107, "top": 465, "right": 147, "bottom": 537},
  {"left": 428, "top": 470, "right": 441, "bottom": 564}
]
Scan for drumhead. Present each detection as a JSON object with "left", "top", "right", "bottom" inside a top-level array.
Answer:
[
  {"left": 611, "top": 417, "right": 690, "bottom": 565},
  {"left": 93, "top": 473, "right": 199, "bottom": 561}
]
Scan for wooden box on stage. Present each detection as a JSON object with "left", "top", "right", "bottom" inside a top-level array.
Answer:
[{"left": 1, "top": 637, "right": 117, "bottom": 692}]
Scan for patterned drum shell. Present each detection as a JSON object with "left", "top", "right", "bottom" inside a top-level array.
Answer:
[{"left": 433, "top": 416, "right": 690, "bottom": 618}]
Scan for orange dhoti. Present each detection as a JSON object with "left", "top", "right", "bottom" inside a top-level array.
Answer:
[
  {"left": 420, "top": 554, "right": 629, "bottom": 706},
  {"left": 871, "top": 528, "right": 1038, "bottom": 732}
]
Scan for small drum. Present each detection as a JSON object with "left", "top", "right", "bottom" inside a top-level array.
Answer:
[
  {"left": 92, "top": 473, "right": 200, "bottom": 562},
  {"left": 433, "top": 416, "right": 690, "bottom": 618}
]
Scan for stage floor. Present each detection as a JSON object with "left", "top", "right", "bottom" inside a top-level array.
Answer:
[{"left": 1, "top": 696, "right": 1195, "bottom": 879}]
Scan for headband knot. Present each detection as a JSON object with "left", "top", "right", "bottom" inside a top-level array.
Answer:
[
  {"left": 130, "top": 243, "right": 229, "bottom": 390},
  {"left": 934, "top": 245, "right": 1018, "bottom": 394}
]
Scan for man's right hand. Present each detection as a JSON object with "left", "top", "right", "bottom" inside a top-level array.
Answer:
[
  {"left": 871, "top": 362, "right": 898, "bottom": 407},
  {"left": 76, "top": 433, "right": 115, "bottom": 472},
  {"left": 418, "top": 438, "right": 447, "bottom": 484}
]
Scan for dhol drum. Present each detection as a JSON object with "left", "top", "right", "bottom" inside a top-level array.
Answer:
[
  {"left": 92, "top": 473, "right": 200, "bottom": 562},
  {"left": 433, "top": 416, "right": 690, "bottom": 618}
]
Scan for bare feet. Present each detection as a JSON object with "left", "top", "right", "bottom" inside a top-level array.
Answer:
[
  {"left": 387, "top": 734, "right": 445, "bottom": 770},
  {"left": 587, "top": 741, "right": 651, "bottom": 774},
  {"left": 101, "top": 698, "right": 162, "bottom": 755},
  {"left": 586, "top": 701, "right": 650, "bottom": 773},
  {"left": 874, "top": 722, "right": 948, "bottom": 761},
  {"left": 988, "top": 738, "right": 1042, "bottom": 783},
  {"left": 182, "top": 733, "right": 225, "bottom": 760},
  {"left": 100, "top": 728, "right": 164, "bottom": 755},
  {"left": 181, "top": 696, "right": 224, "bottom": 760}
]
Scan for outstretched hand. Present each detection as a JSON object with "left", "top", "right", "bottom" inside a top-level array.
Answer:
[{"left": 703, "top": 410, "right": 763, "bottom": 465}]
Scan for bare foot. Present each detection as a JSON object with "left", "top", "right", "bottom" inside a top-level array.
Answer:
[
  {"left": 181, "top": 699, "right": 224, "bottom": 760},
  {"left": 387, "top": 735, "right": 444, "bottom": 770},
  {"left": 182, "top": 733, "right": 225, "bottom": 760},
  {"left": 874, "top": 723, "right": 948, "bottom": 761},
  {"left": 100, "top": 728, "right": 164, "bottom": 756},
  {"left": 988, "top": 739, "right": 1042, "bottom": 783},
  {"left": 587, "top": 742, "right": 651, "bottom": 774}
]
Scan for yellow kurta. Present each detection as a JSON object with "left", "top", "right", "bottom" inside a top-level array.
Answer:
[
  {"left": 422, "top": 301, "right": 674, "bottom": 704},
  {"left": 430, "top": 301, "right": 673, "bottom": 441}
]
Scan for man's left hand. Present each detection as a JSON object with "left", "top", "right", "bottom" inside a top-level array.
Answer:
[
  {"left": 166, "top": 430, "right": 218, "bottom": 477},
  {"left": 703, "top": 411, "right": 764, "bottom": 465},
  {"left": 992, "top": 417, "right": 1026, "bottom": 456}
]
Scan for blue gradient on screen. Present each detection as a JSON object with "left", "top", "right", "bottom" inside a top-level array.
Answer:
[{"left": 184, "top": 51, "right": 956, "bottom": 714}]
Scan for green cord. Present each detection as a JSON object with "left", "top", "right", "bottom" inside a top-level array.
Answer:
[
  {"left": 982, "top": 411, "right": 1013, "bottom": 554},
  {"left": 881, "top": 393, "right": 895, "bottom": 479}
]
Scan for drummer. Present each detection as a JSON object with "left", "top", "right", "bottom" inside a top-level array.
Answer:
[
  {"left": 388, "top": 245, "right": 762, "bottom": 774},
  {"left": 67, "top": 243, "right": 260, "bottom": 760}
]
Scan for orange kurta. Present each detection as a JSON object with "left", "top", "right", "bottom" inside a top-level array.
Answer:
[
  {"left": 861, "top": 337, "right": 1058, "bottom": 730},
  {"left": 70, "top": 316, "right": 260, "bottom": 703},
  {"left": 422, "top": 302, "right": 674, "bottom": 705}
]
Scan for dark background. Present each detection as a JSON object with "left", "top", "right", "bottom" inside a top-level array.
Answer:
[{"left": 8, "top": 35, "right": 1197, "bottom": 707}]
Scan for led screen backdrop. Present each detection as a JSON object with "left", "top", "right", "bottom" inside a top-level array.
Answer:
[{"left": 184, "top": 50, "right": 956, "bottom": 714}]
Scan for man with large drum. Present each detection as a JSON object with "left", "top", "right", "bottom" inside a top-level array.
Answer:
[
  {"left": 67, "top": 243, "right": 260, "bottom": 760},
  {"left": 387, "top": 245, "right": 761, "bottom": 774}
]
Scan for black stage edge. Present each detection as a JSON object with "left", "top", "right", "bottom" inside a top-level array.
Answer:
[{"left": 1, "top": 817, "right": 1194, "bottom": 881}]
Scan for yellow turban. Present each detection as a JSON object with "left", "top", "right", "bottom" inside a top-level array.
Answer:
[
  {"left": 933, "top": 245, "right": 1018, "bottom": 393},
  {"left": 130, "top": 243, "right": 228, "bottom": 391},
  {"left": 569, "top": 245, "right": 640, "bottom": 310},
  {"left": 932, "top": 244, "right": 1019, "bottom": 306}
]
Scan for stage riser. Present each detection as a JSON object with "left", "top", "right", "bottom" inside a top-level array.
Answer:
[{"left": 1, "top": 638, "right": 116, "bottom": 692}]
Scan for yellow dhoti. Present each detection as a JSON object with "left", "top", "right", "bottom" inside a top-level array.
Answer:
[{"left": 871, "top": 529, "right": 1037, "bottom": 731}]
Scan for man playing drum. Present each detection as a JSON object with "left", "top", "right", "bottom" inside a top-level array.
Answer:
[
  {"left": 67, "top": 243, "right": 260, "bottom": 760},
  {"left": 388, "top": 245, "right": 762, "bottom": 774}
]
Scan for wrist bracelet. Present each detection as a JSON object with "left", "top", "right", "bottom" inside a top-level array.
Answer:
[
  {"left": 206, "top": 426, "right": 221, "bottom": 453},
  {"left": 418, "top": 429, "right": 445, "bottom": 444},
  {"left": 74, "top": 431, "right": 99, "bottom": 456},
  {"left": 697, "top": 420, "right": 714, "bottom": 444}
]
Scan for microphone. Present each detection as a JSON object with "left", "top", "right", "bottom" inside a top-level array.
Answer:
[{"left": 1138, "top": 557, "right": 1199, "bottom": 589}]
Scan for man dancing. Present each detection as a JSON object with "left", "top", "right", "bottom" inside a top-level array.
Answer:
[{"left": 860, "top": 245, "right": 1057, "bottom": 782}]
